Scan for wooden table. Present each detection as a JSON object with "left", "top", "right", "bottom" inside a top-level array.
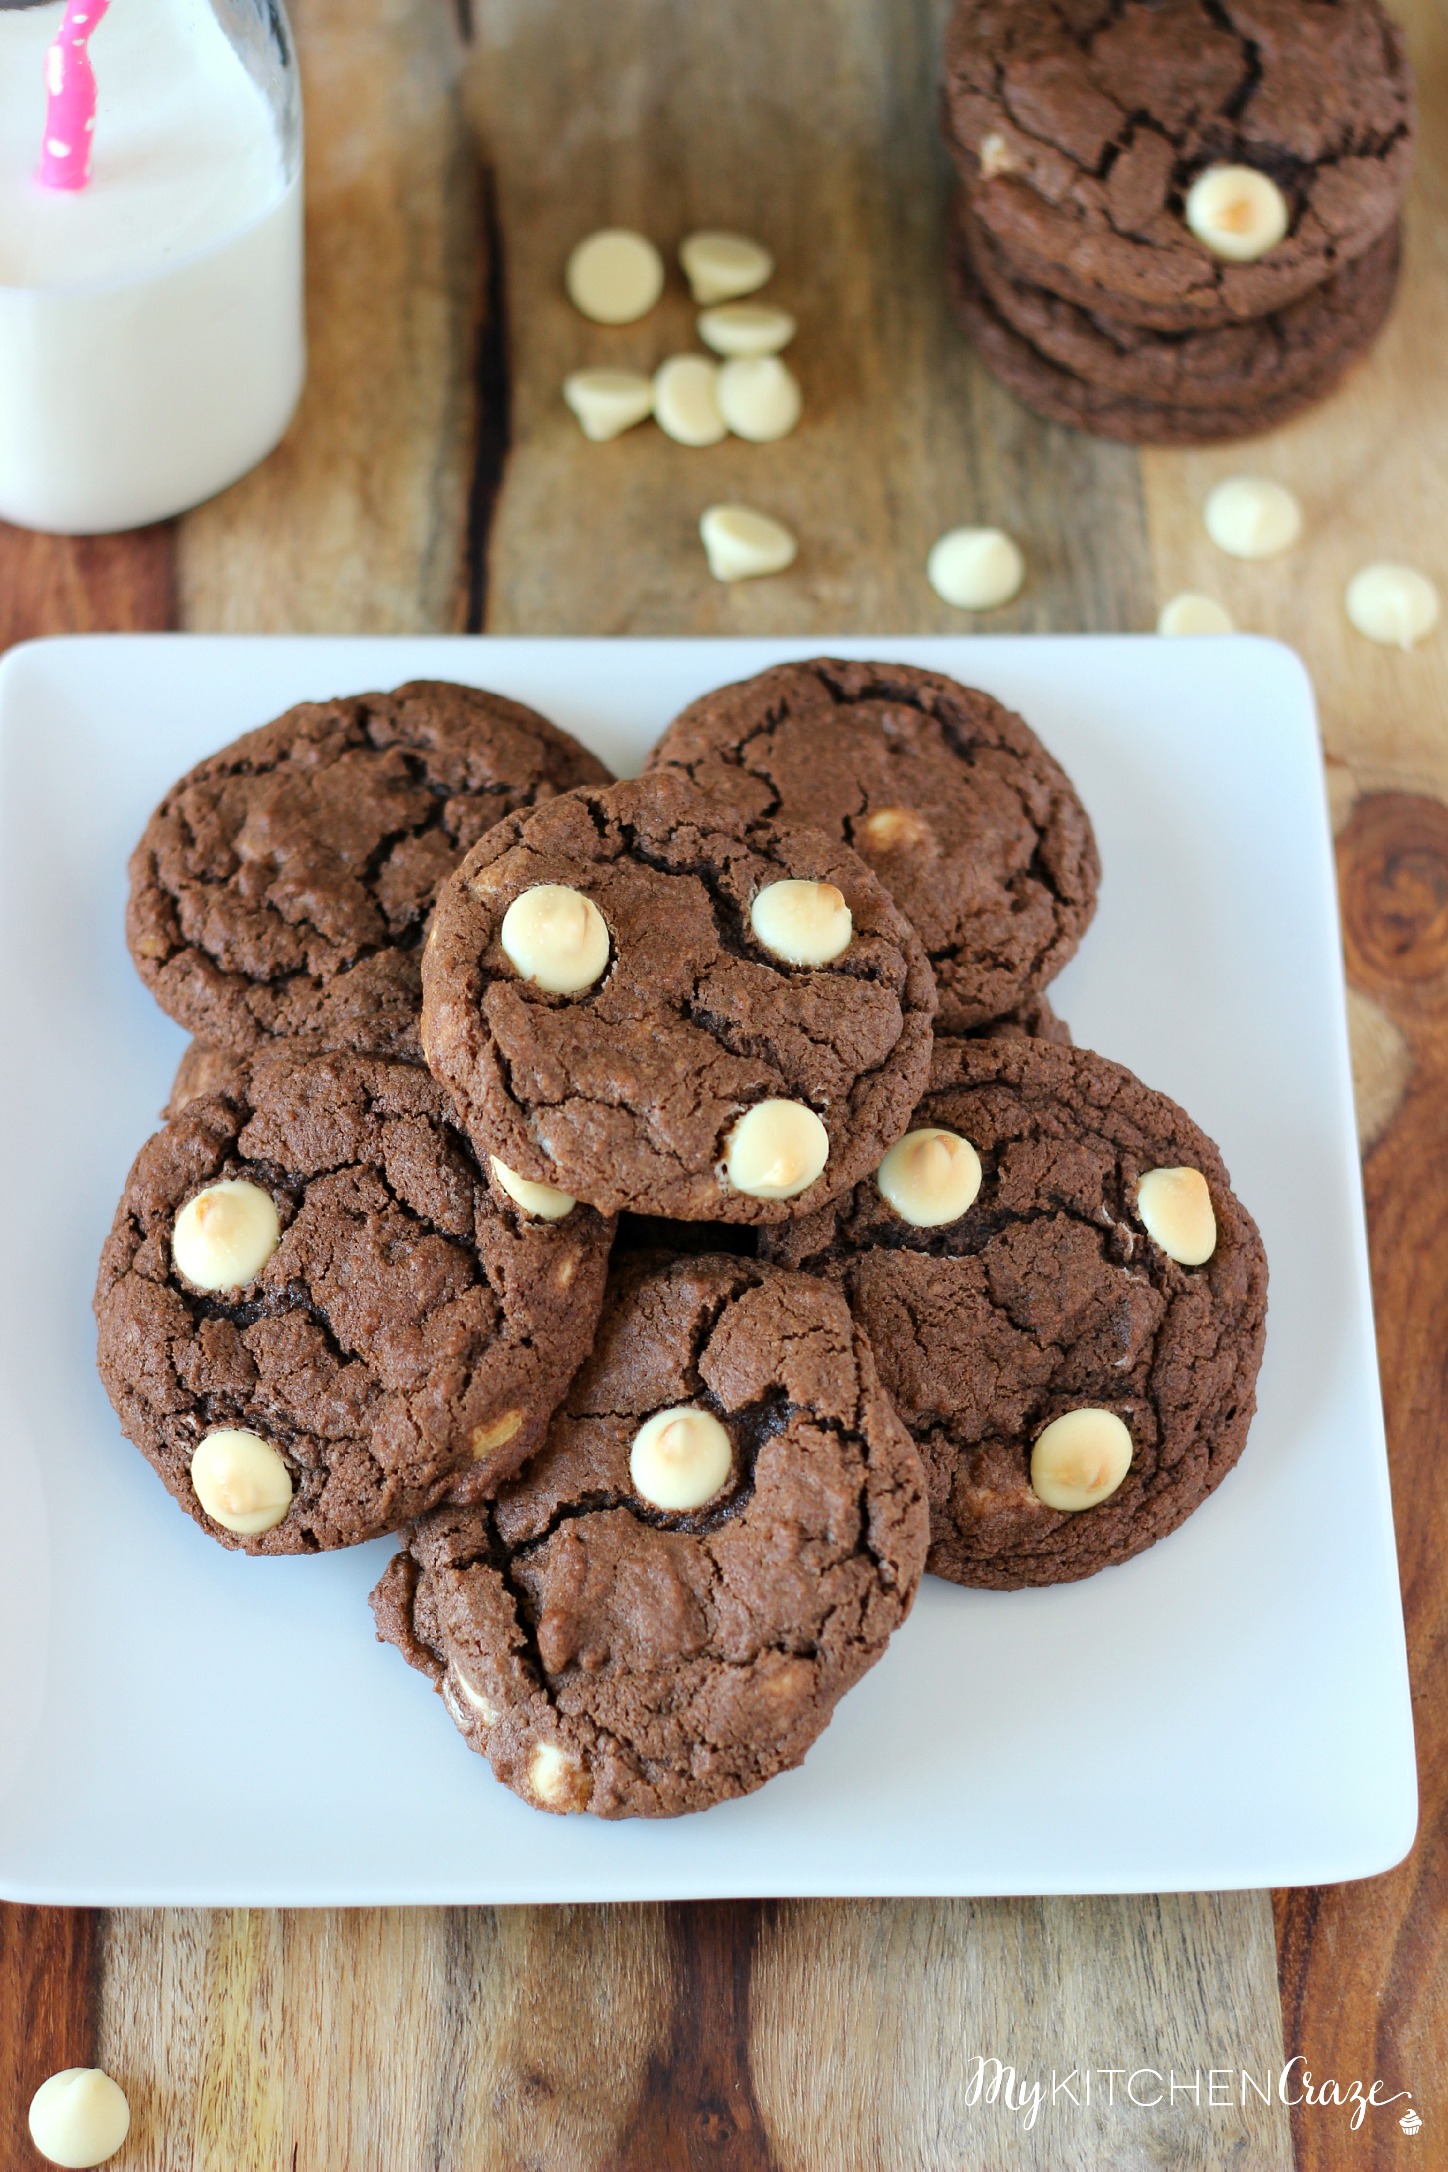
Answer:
[{"left": 1, "top": 2, "right": 1443, "bottom": 2165}]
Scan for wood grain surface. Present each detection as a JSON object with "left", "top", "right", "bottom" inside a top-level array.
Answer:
[{"left": 0, "top": 0, "right": 1443, "bottom": 2163}]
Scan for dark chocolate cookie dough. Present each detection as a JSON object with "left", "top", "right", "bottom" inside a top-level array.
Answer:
[
  {"left": 646, "top": 659, "right": 1098, "bottom": 1034},
  {"left": 764, "top": 1036, "right": 1267, "bottom": 1589},
  {"left": 371, "top": 1252, "right": 929, "bottom": 1817},
  {"left": 127, "top": 681, "right": 612, "bottom": 1062},
  {"left": 419, "top": 769, "right": 937, "bottom": 1223},
  {"left": 943, "top": 0, "right": 1414, "bottom": 331},
  {"left": 95, "top": 1046, "right": 613, "bottom": 1553}
]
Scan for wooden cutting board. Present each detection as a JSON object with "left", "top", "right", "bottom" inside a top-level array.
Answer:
[{"left": 1, "top": 1, "right": 1443, "bottom": 2163}]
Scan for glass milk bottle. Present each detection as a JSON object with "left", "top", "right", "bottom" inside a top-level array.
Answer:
[{"left": 0, "top": 0, "right": 305, "bottom": 533}]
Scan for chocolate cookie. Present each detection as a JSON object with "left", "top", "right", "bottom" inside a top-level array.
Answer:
[
  {"left": 419, "top": 770, "right": 937, "bottom": 1223},
  {"left": 127, "top": 682, "right": 612, "bottom": 1063},
  {"left": 949, "top": 214, "right": 1393, "bottom": 444},
  {"left": 943, "top": 0, "right": 1414, "bottom": 331},
  {"left": 961, "top": 200, "right": 1401, "bottom": 412},
  {"left": 763, "top": 1036, "right": 1267, "bottom": 1589},
  {"left": 370, "top": 1252, "right": 929, "bottom": 1817},
  {"left": 646, "top": 659, "right": 1098, "bottom": 1034},
  {"left": 95, "top": 1047, "right": 614, "bottom": 1553}
]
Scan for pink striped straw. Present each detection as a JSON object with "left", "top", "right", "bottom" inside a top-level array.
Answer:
[{"left": 38, "top": 0, "right": 112, "bottom": 192}]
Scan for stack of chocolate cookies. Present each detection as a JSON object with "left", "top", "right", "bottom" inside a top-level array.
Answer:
[
  {"left": 941, "top": 0, "right": 1415, "bottom": 443},
  {"left": 97, "top": 660, "right": 1267, "bottom": 1821}
]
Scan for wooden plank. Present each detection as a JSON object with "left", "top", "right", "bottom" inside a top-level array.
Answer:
[
  {"left": 176, "top": 0, "right": 481, "bottom": 634},
  {"left": 0, "top": 523, "right": 173, "bottom": 652}
]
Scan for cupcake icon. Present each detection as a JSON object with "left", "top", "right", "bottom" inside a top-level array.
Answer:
[{"left": 1400, "top": 2106, "right": 1422, "bottom": 2135}]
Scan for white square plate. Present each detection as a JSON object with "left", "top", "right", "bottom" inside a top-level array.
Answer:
[{"left": 0, "top": 634, "right": 1416, "bottom": 1904}]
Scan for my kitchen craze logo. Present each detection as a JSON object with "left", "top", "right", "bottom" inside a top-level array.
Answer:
[{"left": 961, "top": 2057, "right": 1416, "bottom": 2134}]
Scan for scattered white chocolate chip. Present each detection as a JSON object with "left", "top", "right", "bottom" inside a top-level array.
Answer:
[
  {"left": 1203, "top": 475, "right": 1302, "bottom": 560},
  {"left": 697, "top": 302, "right": 796, "bottom": 357},
  {"left": 699, "top": 503, "right": 798, "bottom": 583},
  {"left": 1137, "top": 1166, "right": 1217, "bottom": 1266},
  {"left": 172, "top": 1178, "right": 280, "bottom": 1292},
  {"left": 564, "top": 229, "right": 664, "bottom": 325},
  {"left": 859, "top": 805, "right": 931, "bottom": 854},
  {"left": 927, "top": 526, "right": 1025, "bottom": 610},
  {"left": 451, "top": 1668, "right": 498, "bottom": 1724},
  {"left": 191, "top": 1428, "right": 293, "bottom": 1536},
  {"left": 563, "top": 368, "right": 654, "bottom": 442},
  {"left": 500, "top": 883, "right": 610, "bottom": 993},
  {"left": 680, "top": 230, "right": 774, "bottom": 305},
  {"left": 979, "top": 131, "right": 1018, "bottom": 179},
  {"left": 716, "top": 355, "right": 802, "bottom": 442},
  {"left": 749, "top": 879, "right": 852, "bottom": 966},
  {"left": 470, "top": 1409, "right": 524, "bottom": 1460},
  {"left": 1030, "top": 1408, "right": 1133, "bottom": 1513},
  {"left": 630, "top": 1405, "right": 733, "bottom": 1511},
  {"left": 876, "top": 1127, "right": 982, "bottom": 1228},
  {"left": 1157, "top": 591, "right": 1235, "bottom": 636},
  {"left": 490, "top": 1155, "right": 576, "bottom": 1220},
  {"left": 28, "top": 2069, "right": 130, "bottom": 2169},
  {"left": 528, "top": 1738, "right": 586, "bottom": 1810},
  {"left": 723, "top": 1099, "right": 829, "bottom": 1200},
  {"left": 653, "top": 354, "right": 727, "bottom": 446},
  {"left": 1345, "top": 563, "right": 1441, "bottom": 651},
  {"left": 1185, "top": 164, "right": 1289, "bottom": 263}
]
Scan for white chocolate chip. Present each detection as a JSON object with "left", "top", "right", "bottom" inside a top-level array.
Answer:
[
  {"left": 563, "top": 368, "right": 654, "bottom": 442},
  {"left": 564, "top": 229, "right": 664, "bottom": 324},
  {"left": 172, "top": 1178, "right": 280, "bottom": 1293},
  {"left": 927, "top": 526, "right": 1025, "bottom": 610},
  {"left": 876, "top": 1127, "right": 982, "bottom": 1228},
  {"left": 699, "top": 503, "right": 798, "bottom": 583},
  {"left": 723, "top": 1099, "right": 828, "bottom": 1200},
  {"left": 653, "top": 354, "right": 726, "bottom": 446},
  {"left": 451, "top": 1667, "right": 498, "bottom": 1724},
  {"left": 1203, "top": 475, "right": 1302, "bottom": 560},
  {"left": 500, "top": 884, "right": 610, "bottom": 993},
  {"left": 859, "top": 805, "right": 932, "bottom": 855},
  {"left": 1185, "top": 164, "right": 1289, "bottom": 262},
  {"left": 190, "top": 1429, "right": 293, "bottom": 1536},
  {"left": 749, "top": 879, "right": 852, "bottom": 966},
  {"left": 1157, "top": 592, "right": 1235, "bottom": 636},
  {"left": 528, "top": 1738, "right": 586, "bottom": 1810},
  {"left": 490, "top": 1155, "right": 576, "bottom": 1220},
  {"left": 629, "top": 1405, "right": 733, "bottom": 1511},
  {"left": 28, "top": 2069, "right": 130, "bottom": 2169},
  {"left": 1030, "top": 1408, "right": 1133, "bottom": 1513},
  {"left": 680, "top": 230, "right": 774, "bottom": 305},
  {"left": 979, "top": 131, "right": 1019, "bottom": 179},
  {"left": 697, "top": 302, "right": 796, "bottom": 357},
  {"left": 1137, "top": 1166, "right": 1217, "bottom": 1266},
  {"left": 470, "top": 1409, "right": 524, "bottom": 1460},
  {"left": 717, "top": 355, "right": 802, "bottom": 442},
  {"left": 1345, "top": 563, "right": 1441, "bottom": 650}
]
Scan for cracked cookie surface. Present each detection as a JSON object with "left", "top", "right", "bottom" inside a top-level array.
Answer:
[
  {"left": 944, "top": 0, "right": 1414, "bottom": 330},
  {"left": 646, "top": 659, "right": 1097, "bottom": 1035},
  {"left": 95, "top": 1047, "right": 614, "bottom": 1553},
  {"left": 419, "top": 769, "right": 938, "bottom": 1222},
  {"left": 763, "top": 1037, "right": 1268, "bottom": 1589},
  {"left": 370, "top": 1252, "right": 930, "bottom": 1817},
  {"left": 126, "top": 680, "right": 612, "bottom": 1061}
]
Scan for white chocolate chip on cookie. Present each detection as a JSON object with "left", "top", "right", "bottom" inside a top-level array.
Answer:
[
  {"left": 172, "top": 1178, "right": 280, "bottom": 1292},
  {"left": 528, "top": 1739, "right": 588, "bottom": 1811},
  {"left": 699, "top": 503, "right": 798, "bottom": 582},
  {"left": 979, "top": 131, "right": 1018, "bottom": 179},
  {"left": 191, "top": 1428, "right": 293, "bottom": 1536},
  {"left": 470, "top": 1409, "right": 524, "bottom": 1460},
  {"left": 1137, "top": 1166, "right": 1217, "bottom": 1266},
  {"left": 697, "top": 302, "right": 796, "bottom": 357},
  {"left": 501, "top": 884, "right": 610, "bottom": 993},
  {"left": 1345, "top": 563, "right": 1441, "bottom": 650},
  {"left": 28, "top": 2068, "right": 131, "bottom": 2169},
  {"left": 630, "top": 1405, "right": 733, "bottom": 1512},
  {"left": 749, "top": 879, "right": 852, "bottom": 966},
  {"left": 927, "top": 526, "right": 1025, "bottom": 610},
  {"left": 563, "top": 368, "right": 654, "bottom": 441},
  {"left": 1030, "top": 1408, "right": 1133, "bottom": 1513},
  {"left": 1204, "top": 475, "right": 1301, "bottom": 560},
  {"left": 1185, "top": 165, "right": 1289, "bottom": 262},
  {"left": 680, "top": 230, "right": 774, "bottom": 305},
  {"left": 876, "top": 1127, "right": 983, "bottom": 1228},
  {"left": 724, "top": 1100, "right": 829, "bottom": 1200},
  {"left": 490, "top": 1155, "right": 576, "bottom": 1220},
  {"left": 717, "top": 355, "right": 801, "bottom": 442},
  {"left": 858, "top": 805, "right": 932, "bottom": 855},
  {"left": 565, "top": 229, "right": 664, "bottom": 324}
]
